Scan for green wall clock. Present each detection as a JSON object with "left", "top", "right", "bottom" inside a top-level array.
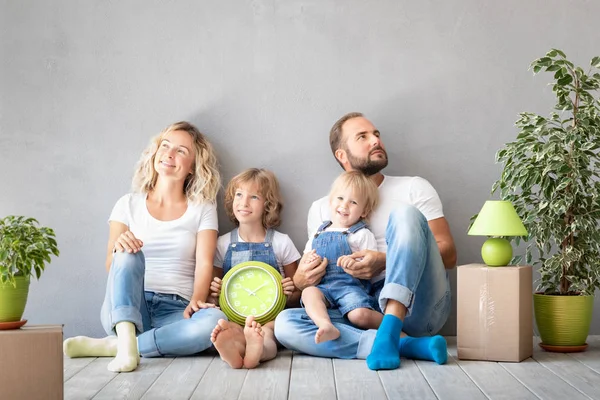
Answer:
[{"left": 219, "top": 261, "right": 287, "bottom": 325}]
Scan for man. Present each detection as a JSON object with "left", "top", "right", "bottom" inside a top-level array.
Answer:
[{"left": 274, "top": 112, "right": 457, "bottom": 370}]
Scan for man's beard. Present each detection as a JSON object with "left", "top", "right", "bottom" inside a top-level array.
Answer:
[{"left": 346, "top": 147, "right": 388, "bottom": 176}]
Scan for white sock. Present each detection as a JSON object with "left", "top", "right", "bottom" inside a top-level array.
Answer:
[{"left": 107, "top": 322, "right": 140, "bottom": 373}]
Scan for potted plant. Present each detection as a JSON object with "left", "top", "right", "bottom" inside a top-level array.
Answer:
[
  {"left": 0, "top": 216, "right": 59, "bottom": 326},
  {"left": 491, "top": 49, "right": 600, "bottom": 352}
]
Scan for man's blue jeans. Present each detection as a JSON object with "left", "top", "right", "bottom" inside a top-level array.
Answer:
[
  {"left": 274, "top": 204, "right": 451, "bottom": 359},
  {"left": 100, "top": 251, "right": 226, "bottom": 357}
]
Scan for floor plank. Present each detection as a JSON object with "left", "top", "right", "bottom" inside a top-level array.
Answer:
[
  {"left": 333, "top": 358, "right": 387, "bottom": 400},
  {"left": 191, "top": 358, "right": 248, "bottom": 400},
  {"left": 92, "top": 357, "right": 174, "bottom": 400},
  {"left": 64, "top": 358, "right": 119, "bottom": 400},
  {"left": 378, "top": 359, "right": 438, "bottom": 399},
  {"left": 567, "top": 336, "right": 600, "bottom": 373},
  {"left": 501, "top": 358, "right": 591, "bottom": 400},
  {"left": 140, "top": 356, "right": 213, "bottom": 400},
  {"left": 531, "top": 337, "right": 600, "bottom": 400},
  {"left": 239, "top": 350, "right": 293, "bottom": 400},
  {"left": 60, "top": 336, "right": 600, "bottom": 400},
  {"left": 288, "top": 354, "right": 335, "bottom": 400},
  {"left": 417, "top": 351, "right": 488, "bottom": 400},
  {"left": 447, "top": 339, "right": 538, "bottom": 400},
  {"left": 64, "top": 356, "right": 96, "bottom": 382}
]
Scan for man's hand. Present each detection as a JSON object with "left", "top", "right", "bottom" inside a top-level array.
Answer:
[
  {"left": 342, "top": 249, "right": 385, "bottom": 280},
  {"left": 293, "top": 250, "right": 327, "bottom": 290},
  {"left": 183, "top": 300, "right": 218, "bottom": 319}
]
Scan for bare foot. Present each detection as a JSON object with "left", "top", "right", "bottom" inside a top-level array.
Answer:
[
  {"left": 211, "top": 319, "right": 245, "bottom": 369},
  {"left": 243, "top": 316, "right": 265, "bottom": 369},
  {"left": 315, "top": 324, "right": 340, "bottom": 344}
]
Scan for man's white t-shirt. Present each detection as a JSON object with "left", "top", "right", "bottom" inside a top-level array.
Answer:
[
  {"left": 213, "top": 230, "right": 301, "bottom": 277},
  {"left": 307, "top": 175, "right": 444, "bottom": 280},
  {"left": 108, "top": 193, "right": 218, "bottom": 301}
]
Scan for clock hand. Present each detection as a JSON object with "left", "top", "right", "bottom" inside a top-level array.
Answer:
[{"left": 249, "top": 282, "right": 269, "bottom": 295}]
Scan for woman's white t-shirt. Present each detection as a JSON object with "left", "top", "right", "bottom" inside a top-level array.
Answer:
[{"left": 108, "top": 193, "right": 218, "bottom": 301}]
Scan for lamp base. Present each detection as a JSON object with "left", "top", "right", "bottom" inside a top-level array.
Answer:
[{"left": 481, "top": 238, "right": 512, "bottom": 266}]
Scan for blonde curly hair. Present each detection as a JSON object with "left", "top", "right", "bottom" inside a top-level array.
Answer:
[
  {"left": 224, "top": 168, "right": 283, "bottom": 228},
  {"left": 131, "top": 121, "right": 221, "bottom": 203},
  {"left": 329, "top": 171, "right": 379, "bottom": 220}
]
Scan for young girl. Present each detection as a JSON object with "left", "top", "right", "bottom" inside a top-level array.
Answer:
[
  {"left": 63, "top": 121, "right": 224, "bottom": 372},
  {"left": 209, "top": 168, "right": 300, "bottom": 369},
  {"left": 301, "top": 171, "right": 383, "bottom": 343}
]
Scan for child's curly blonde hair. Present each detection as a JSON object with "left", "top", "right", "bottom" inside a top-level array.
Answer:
[
  {"left": 329, "top": 171, "right": 379, "bottom": 220},
  {"left": 224, "top": 168, "right": 283, "bottom": 228}
]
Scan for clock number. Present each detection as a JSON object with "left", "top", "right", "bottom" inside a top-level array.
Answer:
[{"left": 234, "top": 283, "right": 241, "bottom": 289}]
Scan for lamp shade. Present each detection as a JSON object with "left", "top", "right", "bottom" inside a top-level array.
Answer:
[{"left": 468, "top": 200, "right": 528, "bottom": 236}]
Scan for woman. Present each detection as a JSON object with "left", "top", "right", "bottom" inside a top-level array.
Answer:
[{"left": 64, "top": 121, "right": 226, "bottom": 372}]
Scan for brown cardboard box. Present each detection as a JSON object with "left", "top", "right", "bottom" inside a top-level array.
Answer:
[
  {"left": 457, "top": 264, "right": 533, "bottom": 362},
  {"left": 0, "top": 325, "right": 63, "bottom": 400}
]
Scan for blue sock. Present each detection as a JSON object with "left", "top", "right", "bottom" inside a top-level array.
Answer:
[
  {"left": 399, "top": 335, "right": 448, "bottom": 365},
  {"left": 366, "top": 314, "right": 403, "bottom": 370}
]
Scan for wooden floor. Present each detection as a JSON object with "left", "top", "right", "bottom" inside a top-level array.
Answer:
[{"left": 64, "top": 336, "right": 600, "bottom": 400}]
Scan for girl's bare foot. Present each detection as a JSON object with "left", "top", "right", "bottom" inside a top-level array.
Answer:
[
  {"left": 315, "top": 323, "right": 340, "bottom": 344},
  {"left": 243, "top": 316, "right": 265, "bottom": 369},
  {"left": 210, "top": 319, "right": 245, "bottom": 369}
]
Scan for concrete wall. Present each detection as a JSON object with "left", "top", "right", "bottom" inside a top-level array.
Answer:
[{"left": 1, "top": 0, "right": 598, "bottom": 338}]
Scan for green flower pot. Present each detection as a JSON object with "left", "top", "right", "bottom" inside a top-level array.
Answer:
[
  {"left": 534, "top": 293, "right": 593, "bottom": 346},
  {"left": 0, "top": 276, "right": 30, "bottom": 322}
]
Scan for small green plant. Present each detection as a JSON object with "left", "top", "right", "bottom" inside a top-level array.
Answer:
[
  {"left": 492, "top": 49, "right": 600, "bottom": 296},
  {"left": 0, "top": 216, "right": 59, "bottom": 286}
]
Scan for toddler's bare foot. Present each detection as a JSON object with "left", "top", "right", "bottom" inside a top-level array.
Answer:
[
  {"left": 243, "top": 316, "right": 265, "bottom": 369},
  {"left": 315, "top": 324, "right": 340, "bottom": 344},
  {"left": 211, "top": 319, "right": 245, "bottom": 369}
]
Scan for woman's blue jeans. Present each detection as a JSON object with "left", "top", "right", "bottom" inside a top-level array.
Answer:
[
  {"left": 274, "top": 203, "right": 451, "bottom": 359},
  {"left": 100, "top": 251, "right": 226, "bottom": 357}
]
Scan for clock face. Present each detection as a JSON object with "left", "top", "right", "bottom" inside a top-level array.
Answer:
[{"left": 224, "top": 266, "right": 280, "bottom": 318}]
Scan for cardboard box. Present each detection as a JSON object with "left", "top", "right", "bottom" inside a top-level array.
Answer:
[
  {"left": 0, "top": 325, "right": 63, "bottom": 400},
  {"left": 457, "top": 264, "right": 533, "bottom": 362}
]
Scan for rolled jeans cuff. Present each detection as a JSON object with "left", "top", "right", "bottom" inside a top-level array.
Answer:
[
  {"left": 137, "top": 330, "right": 161, "bottom": 358},
  {"left": 379, "top": 283, "right": 414, "bottom": 316},
  {"left": 356, "top": 329, "right": 377, "bottom": 359},
  {"left": 111, "top": 306, "right": 144, "bottom": 335}
]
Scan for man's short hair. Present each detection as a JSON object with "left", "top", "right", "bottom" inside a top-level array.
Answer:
[{"left": 329, "top": 112, "right": 364, "bottom": 169}]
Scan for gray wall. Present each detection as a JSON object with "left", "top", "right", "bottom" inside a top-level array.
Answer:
[{"left": 1, "top": 0, "right": 599, "bottom": 338}]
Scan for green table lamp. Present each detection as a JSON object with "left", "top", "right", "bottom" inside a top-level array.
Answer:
[{"left": 468, "top": 200, "right": 528, "bottom": 266}]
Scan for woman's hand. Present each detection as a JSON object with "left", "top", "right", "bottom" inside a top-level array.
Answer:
[
  {"left": 183, "top": 299, "right": 218, "bottom": 319},
  {"left": 293, "top": 250, "right": 327, "bottom": 290},
  {"left": 281, "top": 277, "right": 295, "bottom": 298},
  {"left": 114, "top": 231, "right": 143, "bottom": 253}
]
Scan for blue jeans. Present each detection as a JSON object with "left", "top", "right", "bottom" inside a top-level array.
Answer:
[
  {"left": 100, "top": 251, "right": 226, "bottom": 357},
  {"left": 274, "top": 204, "right": 451, "bottom": 359}
]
